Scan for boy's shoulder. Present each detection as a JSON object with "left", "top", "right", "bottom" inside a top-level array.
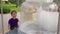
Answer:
[
  {"left": 9, "top": 18, "right": 19, "bottom": 20},
  {"left": 9, "top": 18, "right": 19, "bottom": 21},
  {"left": 9, "top": 18, "right": 13, "bottom": 20}
]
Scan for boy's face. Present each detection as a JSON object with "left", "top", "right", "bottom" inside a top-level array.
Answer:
[{"left": 12, "top": 12, "right": 17, "bottom": 18}]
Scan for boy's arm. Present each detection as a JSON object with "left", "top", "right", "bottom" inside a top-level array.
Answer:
[
  {"left": 17, "top": 19, "right": 20, "bottom": 27},
  {"left": 8, "top": 24, "right": 10, "bottom": 30},
  {"left": 8, "top": 19, "right": 11, "bottom": 30},
  {"left": 18, "top": 22, "right": 22, "bottom": 26}
]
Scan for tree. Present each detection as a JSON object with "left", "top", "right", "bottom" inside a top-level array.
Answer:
[
  {"left": 8, "top": 0, "right": 25, "bottom": 8},
  {"left": 15, "top": 0, "right": 25, "bottom": 8},
  {"left": 15, "top": 0, "right": 19, "bottom": 8}
]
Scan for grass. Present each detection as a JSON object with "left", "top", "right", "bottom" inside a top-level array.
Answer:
[{"left": 2, "top": 3, "right": 21, "bottom": 12}]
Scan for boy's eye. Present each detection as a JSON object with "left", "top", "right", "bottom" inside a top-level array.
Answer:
[{"left": 13, "top": 13, "right": 16, "bottom": 15}]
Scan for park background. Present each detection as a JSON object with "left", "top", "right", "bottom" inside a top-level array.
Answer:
[{"left": 0, "top": 0, "right": 25, "bottom": 34}]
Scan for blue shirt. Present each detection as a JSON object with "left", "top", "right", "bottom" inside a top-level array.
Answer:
[{"left": 8, "top": 18, "right": 19, "bottom": 30}]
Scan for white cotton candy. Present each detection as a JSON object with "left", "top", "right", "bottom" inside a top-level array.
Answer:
[
  {"left": 37, "top": 10, "right": 59, "bottom": 32},
  {"left": 19, "top": 0, "right": 59, "bottom": 34}
]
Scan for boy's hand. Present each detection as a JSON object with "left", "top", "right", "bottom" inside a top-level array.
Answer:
[{"left": 8, "top": 24, "right": 10, "bottom": 30}]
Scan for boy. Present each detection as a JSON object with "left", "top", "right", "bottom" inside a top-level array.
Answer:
[
  {"left": 7, "top": 10, "right": 26, "bottom": 34},
  {"left": 8, "top": 10, "right": 19, "bottom": 30}
]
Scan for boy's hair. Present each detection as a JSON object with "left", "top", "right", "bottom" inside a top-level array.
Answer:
[{"left": 11, "top": 10, "right": 17, "bottom": 15}]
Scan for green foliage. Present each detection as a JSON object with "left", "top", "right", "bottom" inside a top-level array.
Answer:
[
  {"left": 0, "top": 4, "right": 20, "bottom": 14},
  {"left": 3, "top": 7, "right": 10, "bottom": 14},
  {"left": 0, "top": 0, "right": 24, "bottom": 14},
  {"left": 9, "top": 0, "right": 25, "bottom": 5}
]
